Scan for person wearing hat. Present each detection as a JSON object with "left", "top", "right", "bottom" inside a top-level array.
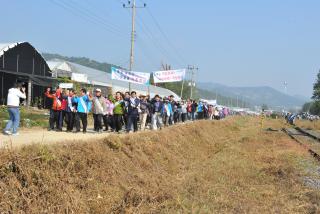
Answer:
[{"left": 91, "top": 88, "right": 107, "bottom": 133}]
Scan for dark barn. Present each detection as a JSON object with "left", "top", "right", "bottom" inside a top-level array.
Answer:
[{"left": 0, "top": 42, "right": 55, "bottom": 107}]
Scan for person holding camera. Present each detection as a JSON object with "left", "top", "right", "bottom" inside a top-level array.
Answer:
[{"left": 3, "top": 83, "right": 26, "bottom": 136}]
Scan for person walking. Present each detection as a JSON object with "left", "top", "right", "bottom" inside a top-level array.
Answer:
[
  {"left": 162, "top": 98, "right": 173, "bottom": 127},
  {"left": 123, "top": 91, "right": 130, "bottom": 128},
  {"left": 111, "top": 92, "right": 125, "bottom": 133},
  {"left": 65, "top": 89, "right": 77, "bottom": 132},
  {"left": 60, "top": 89, "right": 69, "bottom": 129},
  {"left": 151, "top": 95, "right": 163, "bottom": 130},
  {"left": 181, "top": 100, "right": 187, "bottom": 123},
  {"left": 168, "top": 95, "right": 175, "bottom": 125},
  {"left": 92, "top": 88, "right": 107, "bottom": 133},
  {"left": 45, "top": 87, "right": 63, "bottom": 131},
  {"left": 197, "top": 101, "right": 204, "bottom": 120},
  {"left": 103, "top": 95, "right": 115, "bottom": 132},
  {"left": 127, "top": 91, "right": 140, "bottom": 133},
  {"left": 73, "top": 88, "right": 92, "bottom": 134},
  {"left": 208, "top": 105, "right": 214, "bottom": 120},
  {"left": 187, "top": 99, "right": 192, "bottom": 121},
  {"left": 3, "top": 83, "right": 26, "bottom": 136},
  {"left": 139, "top": 95, "right": 150, "bottom": 131},
  {"left": 191, "top": 100, "right": 197, "bottom": 121}
]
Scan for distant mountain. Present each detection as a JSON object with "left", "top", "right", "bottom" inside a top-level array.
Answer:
[
  {"left": 42, "top": 53, "right": 123, "bottom": 73},
  {"left": 293, "top": 94, "right": 311, "bottom": 102},
  {"left": 197, "top": 82, "right": 308, "bottom": 109}
]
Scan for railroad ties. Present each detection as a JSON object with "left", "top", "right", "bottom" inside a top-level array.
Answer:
[{"left": 282, "top": 127, "right": 320, "bottom": 162}]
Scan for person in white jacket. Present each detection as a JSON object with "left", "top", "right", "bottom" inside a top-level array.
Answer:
[{"left": 3, "top": 83, "right": 26, "bottom": 135}]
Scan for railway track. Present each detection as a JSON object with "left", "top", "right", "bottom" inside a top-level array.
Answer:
[{"left": 282, "top": 127, "right": 320, "bottom": 162}]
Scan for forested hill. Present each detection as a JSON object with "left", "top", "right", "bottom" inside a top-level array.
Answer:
[{"left": 42, "top": 53, "right": 121, "bottom": 73}]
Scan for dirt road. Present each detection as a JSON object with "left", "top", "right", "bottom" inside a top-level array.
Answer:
[{"left": 0, "top": 128, "right": 110, "bottom": 149}]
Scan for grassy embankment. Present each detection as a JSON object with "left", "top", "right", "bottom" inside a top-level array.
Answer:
[
  {"left": 0, "top": 106, "right": 48, "bottom": 129},
  {"left": 0, "top": 116, "right": 319, "bottom": 213}
]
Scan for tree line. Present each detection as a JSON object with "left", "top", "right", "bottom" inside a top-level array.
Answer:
[{"left": 302, "top": 71, "right": 320, "bottom": 115}]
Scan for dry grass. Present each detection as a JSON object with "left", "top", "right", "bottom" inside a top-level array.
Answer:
[
  {"left": 0, "top": 116, "right": 319, "bottom": 213},
  {"left": 296, "top": 119, "right": 320, "bottom": 130}
]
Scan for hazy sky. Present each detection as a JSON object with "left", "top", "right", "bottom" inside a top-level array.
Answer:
[{"left": 1, "top": 0, "right": 319, "bottom": 97}]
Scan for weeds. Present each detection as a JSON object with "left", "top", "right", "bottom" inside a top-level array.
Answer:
[{"left": 0, "top": 117, "right": 318, "bottom": 213}]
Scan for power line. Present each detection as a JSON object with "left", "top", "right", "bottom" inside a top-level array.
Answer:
[
  {"left": 49, "top": 0, "right": 126, "bottom": 37},
  {"left": 135, "top": 13, "right": 184, "bottom": 68},
  {"left": 117, "top": 0, "right": 187, "bottom": 69},
  {"left": 142, "top": 1, "right": 188, "bottom": 65},
  {"left": 135, "top": 37, "right": 161, "bottom": 70},
  {"left": 118, "top": 5, "right": 173, "bottom": 68},
  {"left": 65, "top": 0, "right": 125, "bottom": 35}
]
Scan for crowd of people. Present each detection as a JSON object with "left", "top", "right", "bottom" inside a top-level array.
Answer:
[
  {"left": 42, "top": 87, "right": 230, "bottom": 134},
  {"left": 2, "top": 84, "right": 230, "bottom": 136}
]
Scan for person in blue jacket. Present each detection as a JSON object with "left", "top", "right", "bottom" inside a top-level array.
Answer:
[
  {"left": 73, "top": 88, "right": 92, "bottom": 133},
  {"left": 162, "top": 98, "right": 173, "bottom": 127},
  {"left": 197, "top": 101, "right": 204, "bottom": 120}
]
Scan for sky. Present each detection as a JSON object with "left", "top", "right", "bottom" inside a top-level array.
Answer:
[{"left": 1, "top": 0, "right": 320, "bottom": 97}]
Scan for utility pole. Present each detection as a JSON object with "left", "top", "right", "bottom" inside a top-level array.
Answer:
[
  {"left": 188, "top": 65, "right": 198, "bottom": 99},
  {"left": 123, "top": 0, "right": 146, "bottom": 92}
]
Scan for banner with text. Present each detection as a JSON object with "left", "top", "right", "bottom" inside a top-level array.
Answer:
[
  {"left": 111, "top": 67, "right": 150, "bottom": 85},
  {"left": 153, "top": 69, "right": 186, "bottom": 83}
]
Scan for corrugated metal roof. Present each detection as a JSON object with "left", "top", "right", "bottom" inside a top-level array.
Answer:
[
  {"left": 0, "top": 42, "right": 25, "bottom": 57},
  {"left": 48, "top": 59, "right": 180, "bottom": 99}
]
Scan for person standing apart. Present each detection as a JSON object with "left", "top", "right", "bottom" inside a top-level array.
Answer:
[{"left": 3, "top": 83, "right": 26, "bottom": 136}]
